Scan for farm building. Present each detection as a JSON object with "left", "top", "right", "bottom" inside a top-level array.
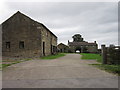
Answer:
[{"left": 2, "top": 11, "right": 57, "bottom": 58}]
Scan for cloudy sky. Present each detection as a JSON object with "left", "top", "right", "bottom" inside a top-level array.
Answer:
[{"left": 0, "top": 0, "right": 118, "bottom": 48}]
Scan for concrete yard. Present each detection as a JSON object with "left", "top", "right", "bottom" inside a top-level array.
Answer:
[{"left": 2, "top": 54, "right": 118, "bottom": 88}]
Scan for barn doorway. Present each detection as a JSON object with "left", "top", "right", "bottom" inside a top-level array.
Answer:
[{"left": 43, "top": 42, "right": 45, "bottom": 56}]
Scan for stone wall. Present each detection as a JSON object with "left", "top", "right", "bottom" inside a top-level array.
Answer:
[
  {"left": 40, "top": 24, "right": 57, "bottom": 56},
  {"left": 51, "top": 35, "right": 57, "bottom": 54},
  {"left": 2, "top": 12, "right": 42, "bottom": 58},
  {"left": 101, "top": 45, "right": 120, "bottom": 65},
  {"left": 41, "top": 25, "right": 51, "bottom": 56},
  {"left": 68, "top": 45, "right": 98, "bottom": 53},
  {"left": 87, "top": 45, "right": 98, "bottom": 53}
]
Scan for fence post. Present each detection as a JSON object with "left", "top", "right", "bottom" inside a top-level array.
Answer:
[{"left": 101, "top": 45, "right": 107, "bottom": 64}]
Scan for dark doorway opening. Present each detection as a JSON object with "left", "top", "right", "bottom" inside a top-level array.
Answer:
[
  {"left": 51, "top": 45, "right": 53, "bottom": 54},
  {"left": 43, "top": 42, "right": 45, "bottom": 56},
  {"left": 75, "top": 47, "right": 81, "bottom": 53}
]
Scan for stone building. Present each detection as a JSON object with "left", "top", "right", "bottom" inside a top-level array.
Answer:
[
  {"left": 57, "top": 43, "right": 69, "bottom": 53},
  {"left": 2, "top": 11, "right": 57, "bottom": 58},
  {"left": 68, "top": 34, "right": 98, "bottom": 53}
]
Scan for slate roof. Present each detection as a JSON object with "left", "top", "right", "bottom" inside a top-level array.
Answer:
[
  {"left": 68, "top": 41, "right": 97, "bottom": 46},
  {"left": 58, "top": 43, "right": 69, "bottom": 47},
  {"left": 2, "top": 11, "right": 57, "bottom": 38}
]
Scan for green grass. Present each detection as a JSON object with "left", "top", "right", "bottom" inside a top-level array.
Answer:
[
  {"left": 80, "top": 53, "right": 102, "bottom": 62},
  {"left": 80, "top": 53, "right": 120, "bottom": 75},
  {"left": 1, "top": 58, "right": 32, "bottom": 69},
  {"left": 24, "top": 58, "right": 32, "bottom": 61},
  {"left": 0, "top": 64, "right": 2, "bottom": 70},
  {"left": 1, "top": 61, "right": 21, "bottom": 69},
  {"left": 91, "top": 64, "right": 120, "bottom": 76},
  {"left": 2, "top": 64, "right": 11, "bottom": 68},
  {"left": 41, "top": 53, "right": 66, "bottom": 59}
]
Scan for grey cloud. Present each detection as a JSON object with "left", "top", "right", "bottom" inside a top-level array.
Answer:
[{"left": 2, "top": 2, "right": 118, "bottom": 48}]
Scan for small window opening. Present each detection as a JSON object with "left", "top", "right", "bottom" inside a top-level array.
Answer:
[
  {"left": 6, "top": 42, "right": 10, "bottom": 49},
  {"left": 19, "top": 41, "right": 24, "bottom": 49}
]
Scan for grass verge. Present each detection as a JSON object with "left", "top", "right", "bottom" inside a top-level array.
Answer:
[
  {"left": 80, "top": 53, "right": 120, "bottom": 75},
  {"left": 80, "top": 53, "right": 102, "bottom": 62},
  {"left": 2, "top": 64, "right": 11, "bottom": 68},
  {"left": 91, "top": 64, "right": 120, "bottom": 76},
  {"left": 41, "top": 53, "right": 66, "bottom": 59},
  {"left": 1, "top": 58, "right": 32, "bottom": 69}
]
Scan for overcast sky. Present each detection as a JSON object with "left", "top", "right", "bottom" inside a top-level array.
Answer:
[{"left": 0, "top": 0, "right": 118, "bottom": 48}]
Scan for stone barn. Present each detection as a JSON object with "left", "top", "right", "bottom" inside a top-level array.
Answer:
[
  {"left": 2, "top": 11, "right": 57, "bottom": 58},
  {"left": 57, "top": 43, "right": 69, "bottom": 53},
  {"left": 68, "top": 34, "right": 98, "bottom": 53}
]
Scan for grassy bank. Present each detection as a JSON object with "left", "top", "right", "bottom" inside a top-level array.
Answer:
[
  {"left": 81, "top": 53, "right": 120, "bottom": 75},
  {"left": 80, "top": 53, "right": 102, "bottom": 62},
  {"left": 91, "top": 64, "right": 120, "bottom": 76},
  {"left": 41, "top": 53, "right": 66, "bottom": 59}
]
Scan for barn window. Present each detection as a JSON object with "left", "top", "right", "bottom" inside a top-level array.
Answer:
[
  {"left": 19, "top": 41, "right": 24, "bottom": 49},
  {"left": 46, "top": 32, "right": 48, "bottom": 37},
  {"left": 6, "top": 42, "right": 10, "bottom": 49}
]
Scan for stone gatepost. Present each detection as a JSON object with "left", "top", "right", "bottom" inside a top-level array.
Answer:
[{"left": 101, "top": 45, "right": 107, "bottom": 64}]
